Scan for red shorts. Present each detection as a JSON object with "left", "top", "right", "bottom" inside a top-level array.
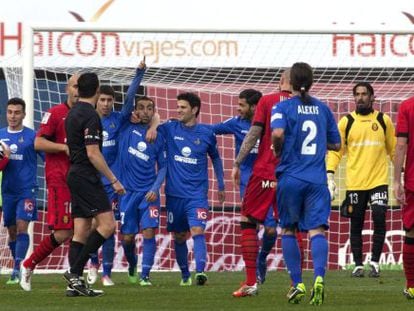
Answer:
[
  {"left": 241, "top": 174, "right": 278, "bottom": 223},
  {"left": 47, "top": 185, "right": 73, "bottom": 230},
  {"left": 403, "top": 189, "right": 414, "bottom": 230}
]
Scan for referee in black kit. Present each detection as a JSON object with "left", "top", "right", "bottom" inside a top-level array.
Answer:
[{"left": 63, "top": 72, "right": 125, "bottom": 297}]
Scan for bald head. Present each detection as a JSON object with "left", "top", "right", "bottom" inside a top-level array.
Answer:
[
  {"left": 66, "top": 74, "right": 79, "bottom": 107},
  {"left": 279, "top": 69, "right": 292, "bottom": 93}
]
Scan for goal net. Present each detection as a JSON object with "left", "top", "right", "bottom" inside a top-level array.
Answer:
[{"left": 0, "top": 27, "right": 412, "bottom": 274}]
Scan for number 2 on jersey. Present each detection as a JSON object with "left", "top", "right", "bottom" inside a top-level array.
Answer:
[{"left": 301, "top": 120, "right": 317, "bottom": 155}]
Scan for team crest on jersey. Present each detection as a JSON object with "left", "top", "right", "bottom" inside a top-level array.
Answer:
[
  {"left": 194, "top": 138, "right": 201, "bottom": 145},
  {"left": 41, "top": 112, "right": 51, "bottom": 124},
  {"left": 372, "top": 123, "right": 378, "bottom": 131},
  {"left": 24, "top": 199, "right": 34, "bottom": 212},
  {"left": 109, "top": 122, "right": 115, "bottom": 129},
  {"left": 18, "top": 136, "right": 24, "bottom": 143},
  {"left": 62, "top": 215, "right": 70, "bottom": 224}
]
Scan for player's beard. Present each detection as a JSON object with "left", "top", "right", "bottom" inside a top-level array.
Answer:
[{"left": 355, "top": 101, "right": 373, "bottom": 115}]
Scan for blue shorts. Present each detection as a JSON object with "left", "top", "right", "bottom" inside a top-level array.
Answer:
[
  {"left": 263, "top": 206, "right": 277, "bottom": 228},
  {"left": 166, "top": 196, "right": 209, "bottom": 232},
  {"left": 104, "top": 184, "right": 120, "bottom": 221},
  {"left": 2, "top": 192, "right": 37, "bottom": 227},
  {"left": 119, "top": 191, "right": 160, "bottom": 235},
  {"left": 277, "top": 175, "right": 330, "bottom": 231}
]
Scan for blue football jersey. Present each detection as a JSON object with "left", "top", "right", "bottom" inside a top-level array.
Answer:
[
  {"left": 210, "top": 117, "right": 258, "bottom": 197},
  {"left": 0, "top": 127, "right": 39, "bottom": 195},
  {"left": 271, "top": 96, "right": 340, "bottom": 184},
  {"left": 101, "top": 68, "right": 145, "bottom": 185},
  {"left": 117, "top": 122, "right": 166, "bottom": 192},
  {"left": 159, "top": 120, "right": 225, "bottom": 199}
]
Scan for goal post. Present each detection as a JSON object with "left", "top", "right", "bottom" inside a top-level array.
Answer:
[{"left": 1, "top": 24, "right": 413, "bottom": 274}]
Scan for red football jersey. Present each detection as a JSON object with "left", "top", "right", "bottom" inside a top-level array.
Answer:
[
  {"left": 251, "top": 91, "right": 291, "bottom": 180},
  {"left": 37, "top": 103, "right": 70, "bottom": 186},
  {"left": 396, "top": 96, "right": 414, "bottom": 191}
]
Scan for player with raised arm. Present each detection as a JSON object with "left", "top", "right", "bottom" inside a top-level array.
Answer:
[
  {"left": 393, "top": 94, "right": 414, "bottom": 299},
  {"left": 158, "top": 92, "right": 225, "bottom": 286},
  {"left": 87, "top": 59, "right": 146, "bottom": 287},
  {"left": 20, "top": 75, "right": 79, "bottom": 293},
  {"left": 271, "top": 62, "right": 341, "bottom": 305},
  {"left": 118, "top": 96, "right": 166, "bottom": 286},
  {"left": 232, "top": 70, "right": 294, "bottom": 297},
  {"left": 63, "top": 72, "right": 125, "bottom": 297},
  {"left": 0, "top": 98, "right": 41, "bottom": 285}
]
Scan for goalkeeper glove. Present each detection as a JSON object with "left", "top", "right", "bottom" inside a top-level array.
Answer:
[{"left": 327, "top": 172, "right": 337, "bottom": 201}]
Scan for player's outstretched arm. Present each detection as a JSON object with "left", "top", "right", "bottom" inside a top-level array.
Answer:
[
  {"left": 233, "top": 125, "right": 262, "bottom": 167},
  {"left": 35, "top": 136, "right": 69, "bottom": 155},
  {"left": 271, "top": 128, "right": 284, "bottom": 158},
  {"left": 121, "top": 57, "right": 147, "bottom": 120}
]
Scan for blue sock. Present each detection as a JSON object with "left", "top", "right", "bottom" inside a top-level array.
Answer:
[
  {"left": 192, "top": 234, "right": 207, "bottom": 273},
  {"left": 141, "top": 237, "right": 156, "bottom": 279},
  {"left": 122, "top": 240, "right": 137, "bottom": 275},
  {"left": 15, "top": 233, "right": 29, "bottom": 274},
  {"left": 89, "top": 252, "right": 99, "bottom": 266},
  {"left": 102, "top": 235, "right": 115, "bottom": 277},
  {"left": 259, "top": 232, "right": 277, "bottom": 261},
  {"left": 174, "top": 240, "right": 190, "bottom": 279},
  {"left": 281, "top": 235, "right": 302, "bottom": 286},
  {"left": 8, "top": 240, "right": 16, "bottom": 260},
  {"left": 310, "top": 234, "right": 328, "bottom": 280}
]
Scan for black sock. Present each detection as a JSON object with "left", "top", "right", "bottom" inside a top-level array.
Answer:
[
  {"left": 71, "top": 230, "right": 106, "bottom": 276},
  {"left": 69, "top": 240, "right": 84, "bottom": 273}
]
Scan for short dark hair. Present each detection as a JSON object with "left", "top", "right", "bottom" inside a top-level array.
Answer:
[
  {"left": 78, "top": 72, "right": 99, "bottom": 98},
  {"left": 177, "top": 92, "right": 201, "bottom": 117},
  {"left": 99, "top": 85, "right": 115, "bottom": 98},
  {"left": 239, "top": 89, "right": 262, "bottom": 107},
  {"left": 7, "top": 97, "right": 26, "bottom": 112},
  {"left": 135, "top": 96, "right": 155, "bottom": 109},
  {"left": 291, "top": 62, "right": 313, "bottom": 104},
  {"left": 352, "top": 82, "right": 374, "bottom": 97}
]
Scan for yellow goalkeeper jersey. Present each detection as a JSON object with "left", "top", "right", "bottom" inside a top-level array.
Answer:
[{"left": 326, "top": 110, "right": 395, "bottom": 191}]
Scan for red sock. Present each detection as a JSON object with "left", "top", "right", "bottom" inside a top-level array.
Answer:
[
  {"left": 403, "top": 238, "right": 414, "bottom": 288},
  {"left": 241, "top": 228, "right": 258, "bottom": 286},
  {"left": 23, "top": 235, "right": 58, "bottom": 270}
]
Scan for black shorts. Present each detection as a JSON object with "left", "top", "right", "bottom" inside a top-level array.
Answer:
[{"left": 67, "top": 170, "right": 111, "bottom": 218}]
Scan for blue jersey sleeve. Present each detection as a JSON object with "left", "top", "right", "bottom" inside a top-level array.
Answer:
[
  {"left": 120, "top": 68, "right": 146, "bottom": 120},
  {"left": 271, "top": 103, "right": 287, "bottom": 130},
  {"left": 149, "top": 137, "right": 167, "bottom": 193},
  {"left": 207, "top": 133, "right": 225, "bottom": 191},
  {"left": 210, "top": 118, "right": 236, "bottom": 135}
]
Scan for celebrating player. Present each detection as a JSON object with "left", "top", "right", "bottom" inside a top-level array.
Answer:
[
  {"left": 271, "top": 62, "right": 341, "bottom": 305},
  {"left": 118, "top": 96, "right": 166, "bottom": 286},
  {"left": 158, "top": 92, "right": 225, "bottom": 286},
  {"left": 87, "top": 59, "right": 146, "bottom": 287}
]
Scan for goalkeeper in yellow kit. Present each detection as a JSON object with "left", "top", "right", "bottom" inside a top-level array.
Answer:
[{"left": 326, "top": 82, "right": 395, "bottom": 278}]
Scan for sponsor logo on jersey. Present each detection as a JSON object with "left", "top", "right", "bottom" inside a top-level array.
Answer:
[
  {"left": 196, "top": 208, "right": 208, "bottom": 220},
  {"left": 174, "top": 136, "right": 184, "bottom": 140},
  {"left": 133, "top": 130, "right": 143, "bottom": 137},
  {"left": 261, "top": 179, "right": 276, "bottom": 189},
  {"left": 128, "top": 146, "right": 149, "bottom": 161},
  {"left": 41, "top": 112, "right": 51, "bottom": 124},
  {"left": 174, "top": 146, "right": 198, "bottom": 164},
  {"left": 24, "top": 199, "right": 34, "bottom": 212},
  {"left": 149, "top": 206, "right": 159, "bottom": 218},
  {"left": 102, "top": 130, "right": 109, "bottom": 140},
  {"left": 8, "top": 143, "right": 23, "bottom": 160},
  {"left": 137, "top": 141, "right": 147, "bottom": 152},
  {"left": 103, "top": 140, "right": 116, "bottom": 147}
]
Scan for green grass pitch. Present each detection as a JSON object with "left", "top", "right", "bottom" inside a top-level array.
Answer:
[{"left": 0, "top": 270, "right": 412, "bottom": 310}]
